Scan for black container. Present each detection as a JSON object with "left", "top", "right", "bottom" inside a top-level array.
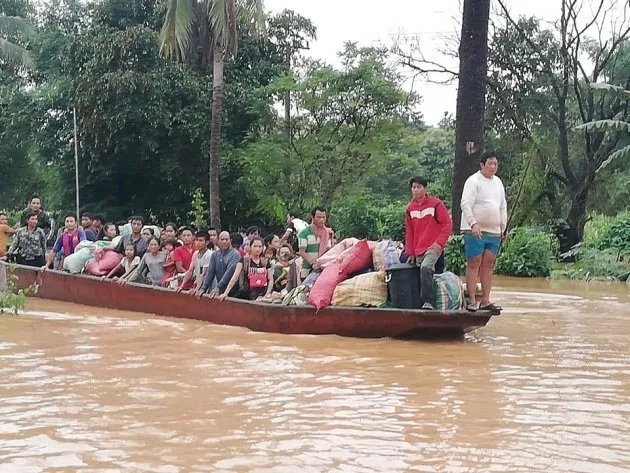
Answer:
[{"left": 386, "top": 263, "right": 421, "bottom": 309}]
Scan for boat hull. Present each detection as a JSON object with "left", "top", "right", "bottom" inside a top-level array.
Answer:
[{"left": 3, "top": 262, "right": 498, "bottom": 338}]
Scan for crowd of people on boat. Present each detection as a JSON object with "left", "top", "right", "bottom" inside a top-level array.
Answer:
[{"left": 0, "top": 152, "right": 507, "bottom": 311}]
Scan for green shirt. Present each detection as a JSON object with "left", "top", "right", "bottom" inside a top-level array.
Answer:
[{"left": 298, "top": 226, "right": 320, "bottom": 272}]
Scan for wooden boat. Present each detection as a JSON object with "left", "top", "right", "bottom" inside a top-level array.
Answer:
[{"left": 2, "top": 261, "right": 500, "bottom": 339}]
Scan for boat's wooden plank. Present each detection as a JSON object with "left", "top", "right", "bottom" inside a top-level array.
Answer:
[{"left": 2, "top": 262, "right": 497, "bottom": 338}]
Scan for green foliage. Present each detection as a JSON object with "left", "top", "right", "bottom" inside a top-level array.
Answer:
[
  {"left": 594, "top": 212, "right": 630, "bottom": 255},
  {"left": 495, "top": 228, "right": 558, "bottom": 277},
  {"left": 189, "top": 188, "right": 208, "bottom": 229},
  {"left": 444, "top": 234, "right": 466, "bottom": 276},
  {"left": 0, "top": 266, "right": 38, "bottom": 315},
  {"left": 551, "top": 246, "right": 630, "bottom": 282},
  {"left": 330, "top": 196, "right": 405, "bottom": 241},
  {"left": 553, "top": 211, "right": 630, "bottom": 281}
]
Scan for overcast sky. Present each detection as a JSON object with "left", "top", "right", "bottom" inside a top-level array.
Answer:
[{"left": 264, "top": 0, "right": 621, "bottom": 125}]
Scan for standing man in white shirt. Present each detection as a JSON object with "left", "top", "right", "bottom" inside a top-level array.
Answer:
[{"left": 460, "top": 151, "right": 507, "bottom": 312}]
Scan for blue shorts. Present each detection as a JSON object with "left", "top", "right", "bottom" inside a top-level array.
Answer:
[{"left": 463, "top": 233, "right": 501, "bottom": 259}]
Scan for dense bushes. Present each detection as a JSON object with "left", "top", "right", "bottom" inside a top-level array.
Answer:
[
  {"left": 444, "top": 228, "right": 558, "bottom": 277},
  {"left": 495, "top": 228, "right": 558, "bottom": 277},
  {"left": 331, "top": 197, "right": 405, "bottom": 241},
  {"left": 552, "top": 212, "right": 630, "bottom": 281}
]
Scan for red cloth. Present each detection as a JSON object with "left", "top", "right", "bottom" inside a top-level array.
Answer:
[
  {"left": 405, "top": 196, "right": 453, "bottom": 256},
  {"left": 172, "top": 245, "right": 194, "bottom": 271}
]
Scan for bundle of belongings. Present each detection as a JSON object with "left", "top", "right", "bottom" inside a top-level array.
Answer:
[{"left": 282, "top": 236, "right": 464, "bottom": 311}]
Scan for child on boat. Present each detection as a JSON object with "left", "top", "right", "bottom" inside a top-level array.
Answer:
[{"left": 102, "top": 243, "right": 140, "bottom": 283}]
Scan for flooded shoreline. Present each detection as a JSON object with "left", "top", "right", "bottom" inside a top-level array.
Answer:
[{"left": 0, "top": 277, "right": 629, "bottom": 472}]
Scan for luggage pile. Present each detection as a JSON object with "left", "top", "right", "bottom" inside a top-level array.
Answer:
[{"left": 283, "top": 237, "right": 465, "bottom": 311}]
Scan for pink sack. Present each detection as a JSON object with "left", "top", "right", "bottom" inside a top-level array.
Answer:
[
  {"left": 308, "top": 263, "right": 348, "bottom": 310},
  {"left": 316, "top": 238, "right": 358, "bottom": 268},
  {"left": 338, "top": 239, "right": 374, "bottom": 277},
  {"left": 86, "top": 251, "right": 123, "bottom": 276}
]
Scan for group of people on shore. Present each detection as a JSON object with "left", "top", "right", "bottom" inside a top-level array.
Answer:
[{"left": 1, "top": 151, "right": 507, "bottom": 310}]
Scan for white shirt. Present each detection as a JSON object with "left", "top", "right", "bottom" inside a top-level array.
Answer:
[
  {"left": 460, "top": 171, "right": 508, "bottom": 235},
  {"left": 292, "top": 218, "right": 308, "bottom": 235},
  {"left": 193, "top": 249, "right": 213, "bottom": 283}
]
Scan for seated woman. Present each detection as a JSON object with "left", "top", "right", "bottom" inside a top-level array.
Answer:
[
  {"left": 264, "top": 246, "right": 277, "bottom": 266},
  {"left": 102, "top": 223, "right": 119, "bottom": 241},
  {"left": 124, "top": 237, "right": 166, "bottom": 286},
  {"left": 218, "top": 237, "right": 273, "bottom": 301},
  {"left": 266, "top": 244, "right": 298, "bottom": 302},
  {"left": 103, "top": 243, "right": 140, "bottom": 283}
]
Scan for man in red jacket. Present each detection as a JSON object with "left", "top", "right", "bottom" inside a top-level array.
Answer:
[{"left": 405, "top": 176, "right": 453, "bottom": 309}]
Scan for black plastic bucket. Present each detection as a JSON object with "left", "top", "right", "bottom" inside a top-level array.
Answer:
[{"left": 386, "top": 263, "right": 421, "bottom": 309}]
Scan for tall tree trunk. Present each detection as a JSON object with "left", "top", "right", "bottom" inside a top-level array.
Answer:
[
  {"left": 452, "top": 0, "right": 491, "bottom": 232},
  {"left": 284, "top": 47, "right": 291, "bottom": 142},
  {"left": 209, "top": 43, "right": 224, "bottom": 229}
]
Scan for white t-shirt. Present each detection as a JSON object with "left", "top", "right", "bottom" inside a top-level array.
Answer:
[
  {"left": 123, "top": 256, "right": 141, "bottom": 274},
  {"left": 193, "top": 249, "right": 213, "bottom": 283},
  {"left": 292, "top": 218, "right": 308, "bottom": 235},
  {"left": 460, "top": 171, "right": 508, "bottom": 235}
]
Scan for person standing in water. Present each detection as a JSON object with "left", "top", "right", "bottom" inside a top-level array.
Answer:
[{"left": 460, "top": 151, "right": 507, "bottom": 312}]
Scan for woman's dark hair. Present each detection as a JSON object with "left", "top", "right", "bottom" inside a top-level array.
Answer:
[
  {"left": 263, "top": 234, "right": 278, "bottom": 246},
  {"left": 230, "top": 232, "right": 243, "bottom": 247},
  {"left": 25, "top": 211, "right": 39, "bottom": 220},
  {"left": 104, "top": 223, "right": 118, "bottom": 235},
  {"left": 246, "top": 226, "right": 259, "bottom": 235},
  {"left": 164, "top": 222, "right": 177, "bottom": 232},
  {"left": 161, "top": 238, "right": 179, "bottom": 249},
  {"left": 147, "top": 236, "right": 160, "bottom": 247},
  {"left": 124, "top": 243, "right": 137, "bottom": 258},
  {"left": 480, "top": 151, "right": 499, "bottom": 164},
  {"left": 249, "top": 236, "right": 264, "bottom": 246},
  {"left": 409, "top": 176, "right": 428, "bottom": 188},
  {"left": 143, "top": 227, "right": 155, "bottom": 236},
  {"left": 264, "top": 246, "right": 277, "bottom": 259}
]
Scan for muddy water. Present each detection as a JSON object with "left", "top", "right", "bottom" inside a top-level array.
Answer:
[{"left": 0, "top": 278, "right": 629, "bottom": 473}]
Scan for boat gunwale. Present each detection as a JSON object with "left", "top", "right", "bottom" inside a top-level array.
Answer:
[{"left": 2, "top": 261, "right": 499, "bottom": 318}]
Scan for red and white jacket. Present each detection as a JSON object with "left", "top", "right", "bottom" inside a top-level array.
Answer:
[{"left": 405, "top": 196, "right": 453, "bottom": 256}]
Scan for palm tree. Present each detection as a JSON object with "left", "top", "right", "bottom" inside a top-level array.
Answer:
[
  {"left": 160, "top": 0, "right": 265, "bottom": 229},
  {"left": 0, "top": 14, "right": 33, "bottom": 69}
]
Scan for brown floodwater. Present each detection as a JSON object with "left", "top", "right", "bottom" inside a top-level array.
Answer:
[{"left": 0, "top": 277, "right": 629, "bottom": 473}]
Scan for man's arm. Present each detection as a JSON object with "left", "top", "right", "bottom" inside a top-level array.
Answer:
[
  {"left": 434, "top": 203, "right": 453, "bottom": 249},
  {"left": 404, "top": 207, "right": 414, "bottom": 257},
  {"left": 217, "top": 251, "right": 240, "bottom": 293},
  {"left": 460, "top": 177, "right": 478, "bottom": 228},
  {"left": 8, "top": 230, "right": 21, "bottom": 254}
]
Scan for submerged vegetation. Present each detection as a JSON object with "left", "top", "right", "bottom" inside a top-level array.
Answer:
[{"left": 0, "top": 266, "right": 38, "bottom": 314}]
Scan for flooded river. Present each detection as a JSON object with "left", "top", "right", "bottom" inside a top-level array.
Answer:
[{"left": 0, "top": 277, "right": 629, "bottom": 473}]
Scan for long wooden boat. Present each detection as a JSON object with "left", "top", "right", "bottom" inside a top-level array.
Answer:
[{"left": 3, "top": 261, "right": 500, "bottom": 339}]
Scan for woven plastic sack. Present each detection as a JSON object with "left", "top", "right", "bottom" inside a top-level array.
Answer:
[
  {"left": 62, "top": 246, "right": 93, "bottom": 274},
  {"left": 308, "top": 262, "right": 347, "bottom": 310},
  {"left": 338, "top": 239, "right": 374, "bottom": 276},
  {"left": 372, "top": 240, "right": 399, "bottom": 272},
  {"left": 433, "top": 271, "right": 466, "bottom": 310},
  {"left": 332, "top": 271, "right": 387, "bottom": 307}
]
